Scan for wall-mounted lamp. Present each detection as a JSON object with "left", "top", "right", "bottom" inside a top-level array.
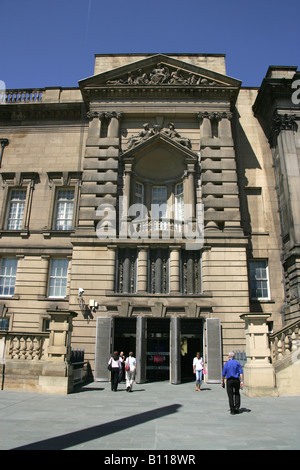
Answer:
[{"left": 0, "top": 138, "right": 9, "bottom": 168}]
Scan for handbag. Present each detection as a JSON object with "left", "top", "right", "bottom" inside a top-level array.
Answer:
[
  {"left": 107, "top": 359, "right": 112, "bottom": 371},
  {"left": 202, "top": 367, "right": 207, "bottom": 375},
  {"left": 125, "top": 360, "right": 130, "bottom": 371}
]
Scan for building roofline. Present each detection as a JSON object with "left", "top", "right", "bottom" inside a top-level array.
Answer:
[{"left": 94, "top": 52, "right": 226, "bottom": 58}]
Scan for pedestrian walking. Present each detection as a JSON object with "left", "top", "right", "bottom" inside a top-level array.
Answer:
[
  {"left": 119, "top": 351, "right": 125, "bottom": 382},
  {"left": 193, "top": 352, "right": 204, "bottom": 391},
  {"left": 125, "top": 351, "right": 136, "bottom": 392},
  {"left": 108, "top": 351, "right": 121, "bottom": 392},
  {"left": 221, "top": 352, "right": 244, "bottom": 414}
]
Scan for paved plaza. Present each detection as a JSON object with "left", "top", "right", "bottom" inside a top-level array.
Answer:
[{"left": 0, "top": 380, "right": 299, "bottom": 451}]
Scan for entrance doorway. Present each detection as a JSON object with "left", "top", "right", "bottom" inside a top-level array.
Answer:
[
  {"left": 111, "top": 317, "right": 203, "bottom": 383},
  {"left": 113, "top": 318, "right": 136, "bottom": 356},
  {"left": 180, "top": 319, "right": 204, "bottom": 381},
  {"left": 146, "top": 318, "right": 170, "bottom": 381}
]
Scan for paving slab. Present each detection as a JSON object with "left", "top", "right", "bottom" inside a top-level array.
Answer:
[{"left": 0, "top": 381, "right": 299, "bottom": 451}]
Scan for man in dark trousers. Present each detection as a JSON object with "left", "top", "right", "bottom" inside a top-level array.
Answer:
[{"left": 221, "top": 352, "right": 244, "bottom": 415}]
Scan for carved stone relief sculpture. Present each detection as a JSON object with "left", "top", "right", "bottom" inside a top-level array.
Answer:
[
  {"left": 125, "top": 122, "right": 192, "bottom": 150},
  {"left": 107, "top": 63, "right": 219, "bottom": 87}
]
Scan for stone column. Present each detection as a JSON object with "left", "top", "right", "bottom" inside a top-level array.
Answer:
[
  {"left": 119, "top": 162, "right": 132, "bottom": 238},
  {"left": 218, "top": 112, "right": 233, "bottom": 138},
  {"left": 87, "top": 111, "right": 101, "bottom": 138},
  {"left": 169, "top": 246, "right": 180, "bottom": 293},
  {"left": 198, "top": 112, "right": 212, "bottom": 138},
  {"left": 275, "top": 115, "right": 300, "bottom": 246},
  {"left": 170, "top": 317, "right": 181, "bottom": 384},
  {"left": 136, "top": 316, "right": 147, "bottom": 384},
  {"left": 240, "top": 313, "right": 277, "bottom": 397},
  {"left": 39, "top": 309, "right": 77, "bottom": 394},
  {"left": 107, "top": 111, "right": 123, "bottom": 138},
  {"left": 137, "top": 246, "right": 148, "bottom": 293}
]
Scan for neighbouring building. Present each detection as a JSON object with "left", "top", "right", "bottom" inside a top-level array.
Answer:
[{"left": 0, "top": 53, "right": 299, "bottom": 395}]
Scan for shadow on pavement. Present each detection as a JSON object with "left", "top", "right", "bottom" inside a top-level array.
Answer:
[{"left": 11, "top": 403, "right": 182, "bottom": 450}]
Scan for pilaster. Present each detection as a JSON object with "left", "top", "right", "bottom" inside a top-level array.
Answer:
[
  {"left": 76, "top": 110, "right": 122, "bottom": 236},
  {"left": 198, "top": 111, "right": 242, "bottom": 234}
]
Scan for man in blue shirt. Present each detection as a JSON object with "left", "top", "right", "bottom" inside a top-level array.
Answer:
[{"left": 221, "top": 352, "right": 244, "bottom": 415}]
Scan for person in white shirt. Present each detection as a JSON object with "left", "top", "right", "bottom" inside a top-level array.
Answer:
[
  {"left": 108, "top": 351, "right": 121, "bottom": 391},
  {"left": 125, "top": 351, "right": 136, "bottom": 392},
  {"left": 193, "top": 352, "right": 204, "bottom": 391}
]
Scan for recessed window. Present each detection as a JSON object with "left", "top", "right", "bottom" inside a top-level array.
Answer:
[
  {"left": 181, "top": 250, "right": 202, "bottom": 294},
  {"left": 48, "top": 258, "right": 69, "bottom": 298},
  {"left": 0, "top": 317, "right": 9, "bottom": 331},
  {"left": 148, "top": 248, "right": 169, "bottom": 294},
  {"left": 0, "top": 258, "right": 18, "bottom": 296},
  {"left": 249, "top": 260, "right": 270, "bottom": 300},
  {"left": 115, "top": 248, "right": 137, "bottom": 294},
  {"left": 135, "top": 182, "right": 144, "bottom": 205},
  {"left": 54, "top": 189, "right": 74, "bottom": 231},
  {"left": 6, "top": 189, "right": 26, "bottom": 230},
  {"left": 152, "top": 186, "right": 168, "bottom": 219}
]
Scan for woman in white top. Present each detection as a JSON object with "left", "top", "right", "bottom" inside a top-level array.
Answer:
[
  {"left": 125, "top": 351, "right": 136, "bottom": 392},
  {"left": 193, "top": 352, "right": 204, "bottom": 391},
  {"left": 108, "top": 351, "right": 121, "bottom": 391}
]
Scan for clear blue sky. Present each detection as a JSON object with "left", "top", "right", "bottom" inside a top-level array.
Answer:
[{"left": 1, "top": 0, "right": 299, "bottom": 89}]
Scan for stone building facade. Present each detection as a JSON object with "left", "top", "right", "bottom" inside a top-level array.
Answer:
[{"left": 0, "top": 54, "right": 299, "bottom": 389}]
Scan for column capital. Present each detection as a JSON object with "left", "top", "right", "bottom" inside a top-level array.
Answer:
[
  {"left": 106, "top": 111, "right": 123, "bottom": 121},
  {"left": 272, "top": 113, "right": 298, "bottom": 135},
  {"left": 86, "top": 111, "right": 102, "bottom": 120},
  {"left": 197, "top": 111, "right": 233, "bottom": 121}
]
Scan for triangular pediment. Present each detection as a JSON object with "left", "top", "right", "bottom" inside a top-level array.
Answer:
[
  {"left": 122, "top": 130, "right": 198, "bottom": 183},
  {"left": 122, "top": 130, "right": 197, "bottom": 158},
  {"left": 79, "top": 54, "right": 241, "bottom": 103}
]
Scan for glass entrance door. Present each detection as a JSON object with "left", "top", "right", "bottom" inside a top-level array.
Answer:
[{"left": 146, "top": 318, "right": 170, "bottom": 381}]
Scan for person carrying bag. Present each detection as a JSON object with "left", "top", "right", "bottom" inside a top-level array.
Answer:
[
  {"left": 125, "top": 352, "right": 136, "bottom": 392},
  {"left": 108, "top": 351, "right": 122, "bottom": 392}
]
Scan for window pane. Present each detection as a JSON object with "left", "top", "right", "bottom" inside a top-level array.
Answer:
[
  {"left": 0, "top": 258, "right": 18, "bottom": 296},
  {"left": 249, "top": 260, "right": 269, "bottom": 299},
  {"left": 152, "top": 186, "right": 167, "bottom": 218},
  {"left": 175, "top": 182, "right": 184, "bottom": 221},
  {"left": 54, "top": 189, "right": 74, "bottom": 230},
  {"left": 135, "top": 182, "right": 144, "bottom": 205},
  {"left": 0, "top": 318, "right": 9, "bottom": 330},
  {"left": 7, "top": 189, "right": 26, "bottom": 230},
  {"left": 49, "top": 259, "right": 68, "bottom": 297}
]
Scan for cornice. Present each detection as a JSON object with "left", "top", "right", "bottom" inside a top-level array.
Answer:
[
  {"left": 253, "top": 72, "right": 300, "bottom": 120},
  {"left": 82, "top": 85, "right": 239, "bottom": 106}
]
